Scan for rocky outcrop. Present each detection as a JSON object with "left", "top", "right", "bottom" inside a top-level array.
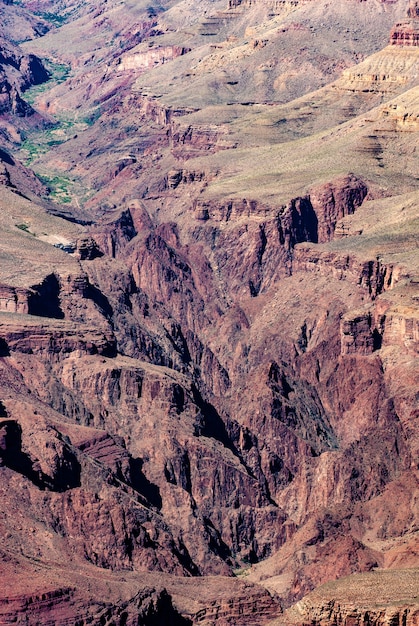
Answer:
[
  {"left": 44, "top": 484, "right": 195, "bottom": 573},
  {"left": 73, "top": 236, "right": 103, "bottom": 260},
  {"left": 289, "top": 601, "right": 419, "bottom": 626},
  {"left": 0, "top": 74, "right": 32, "bottom": 116},
  {"left": 390, "top": 2, "right": 419, "bottom": 47},
  {"left": 189, "top": 175, "right": 368, "bottom": 297},
  {"left": 228, "top": 0, "right": 313, "bottom": 8},
  {"left": 192, "top": 197, "right": 272, "bottom": 222},
  {"left": 190, "top": 587, "right": 281, "bottom": 624},
  {"left": 378, "top": 304, "right": 419, "bottom": 355},
  {"left": 0, "top": 37, "right": 49, "bottom": 116},
  {"left": 309, "top": 175, "right": 368, "bottom": 243},
  {"left": 340, "top": 311, "right": 381, "bottom": 355},
  {"left": 293, "top": 246, "right": 402, "bottom": 299},
  {"left": 91, "top": 208, "right": 137, "bottom": 257},
  {"left": 193, "top": 174, "right": 367, "bottom": 238},
  {"left": 284, "top": 569, "right": 419, "bottom": 626},
  {"left": 0, "top": 284, "right": 31, "bottom": 314},
  {"left": 408, "top": 1, "right": 419, "bottom": 18},
  {"left": 135, "top": 93, "right": 197, "bottom": 126},
  {"left": 171, "top": 122, "right": 233, "bottom": 156},
  {"left": 0, "top": 587, "right": 78, "bottom": 626},
  {"left": 390, "top": 21, "right": 419, "bottom": 47},
  {"left": 0, "top": 415, "right": 81, "bottom": 491},
  {"left": 340, "top": 288, "right": 418, "bottom": 357},
  {"left": 0, "top": 273, "right": 70, "bottom": 319},
  {"left": 129, "top": 229, "right": 211, "bottom": 334},
  {"left": 380, "top": 99, "right": 419, "bottom": 130},
  {"left": 0, "top": 316, "right": 116, "bottom": 357},
  {"left": 0, "top": 582, "right": 193, "bottom": 625},
  {"left": 166, "top": 169, "right": 209, "bottom": 190},
  {"left": 338, "top": 47, "right": 419, "bottom": 95},
  {"left": 119, "top": 46, "right": 191, "bottom": 72},
  {"left": 0, "top": 147, "right": 46, "bottom": 193}
]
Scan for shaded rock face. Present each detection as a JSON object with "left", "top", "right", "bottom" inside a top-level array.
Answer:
[
  {"left": 309, "top": 175, "right": 368, "bottom": 243},
  {"left": 0, "top": 418, "right": 81, "bottom": 491},
  {"left": 0, "top": 38, "right": 49, "bottom": 116},
  {"left": 0, "top": 75, "right": 31, "bottom": 116},
  {"left": 28, "top": 274, "right": 65, "bottom": 319}
]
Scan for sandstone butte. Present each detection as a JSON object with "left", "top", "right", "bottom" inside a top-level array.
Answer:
[{"left": 0, "top": 0, "right": 418, "bottom": 623}]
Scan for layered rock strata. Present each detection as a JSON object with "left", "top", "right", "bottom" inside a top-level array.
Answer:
[{"left": 0, "top": 0, "right": 418, "bottom": 624}]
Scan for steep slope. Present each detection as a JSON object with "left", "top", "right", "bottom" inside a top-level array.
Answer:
[
  {"left": 0, "top": 0, "right": 418, "bottom": 623},
  {"left": 0, "top": 0, "right": 49, "bottom": 43},
  {"left": 0, "top": 30, "right": 49, "bottom": 147}
]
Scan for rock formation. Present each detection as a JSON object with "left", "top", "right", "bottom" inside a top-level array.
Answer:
[
  {"left": 391, "top": 1, "right": 419, "bottom": 46},
  {"left": 0, "top": 0, "right": 418, "bottom": 623},
  {"left": 0, "top": 38, "right": 48, "bottom": 104}
]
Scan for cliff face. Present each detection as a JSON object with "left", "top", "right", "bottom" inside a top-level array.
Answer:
[
  {"left": 391, "top": 1, "right": 419, "bottom": 47},
  {"left": 0, "top": 34, "right": 49, "bottom": 147},
  {"left": 0, "top": 37, "right": 48, "bottom": 115},
  {"left": 0, "top": 0, "right": 418, "bottom": 624},
  {"left": 1, "top": 168, "right": 416, "bottom": 608},
  {"left": 281, "top": 569, "right": 419, "bottom": 626}
]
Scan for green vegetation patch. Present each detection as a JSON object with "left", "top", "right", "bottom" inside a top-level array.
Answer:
[
  {"left": 23, "top": 60, "right": 70, "bottom": 106},
  {"left": 19, "top": 124, "right": 70, "bottom": 164},
  {"left": 15, "top": 223, "right": 33, "bottom": 234},
  {"left": 37, "top": 174, "right": 73, "bottom": 204},
  {"left": 33, "top": 11, "right": 68, "bottom": 28}
]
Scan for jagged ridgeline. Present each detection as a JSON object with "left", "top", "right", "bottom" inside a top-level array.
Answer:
[{"left": 0, "top": 0, "right": 418, "bottom": 623}]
